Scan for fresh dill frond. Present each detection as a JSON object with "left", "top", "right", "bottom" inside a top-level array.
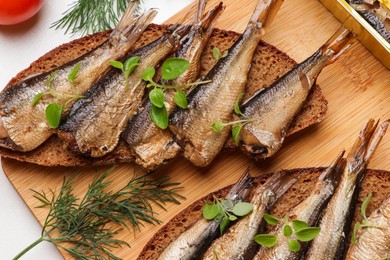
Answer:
[
  {"left": 14, "top": 167, "right": 184, "bottom": 259},
  {"left": 51, "top": 0, "right": 142, "bottom": 36}
]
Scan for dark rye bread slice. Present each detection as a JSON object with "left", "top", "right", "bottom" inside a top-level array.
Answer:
[
  {"left": 137, "top": 168, "right": 390, "bottom": 259},
  {"left": 0, "top": 24, "right": 327, "bottom": 166}
]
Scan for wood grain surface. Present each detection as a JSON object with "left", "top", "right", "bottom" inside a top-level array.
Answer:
[{"left": 3, "top": 0, "right": 390, "bottom": 259}]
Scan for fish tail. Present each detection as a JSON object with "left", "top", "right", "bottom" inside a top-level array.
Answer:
[
  {"left": 320, "top": 26, "right": 356, "bottom": 64},
  {"left": 319, "top": 150, "right": 345, "bottom": 185},
  {"left": 347, "top": 119, "right": 389, "bottom": 172},
  {"left": 110, "top": 8, "right": 158, "bottom": 45},
  {"left": 198, "top": 2, "right": 225, "bottom": 34},
  {"left": 248, "top": 0, "right": 284, "bottom": 30},
  {"left": 265, "top": 171, "right": 298, "bottom": 206},
  {"left": 194, "top": 0, "right": 209, "bottom": 25},
  {"left": 225, "top": 169, "right": 253, "bottom": 201}
]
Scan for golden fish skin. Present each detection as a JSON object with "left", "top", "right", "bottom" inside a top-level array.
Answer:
[
  {"left": 238, "top": 27, "right": 355, "bottom": 159},
  {"left": 122, "top": 1, "right": 224, "bottom": 170},
  {"left": 253, "top": 151, "right": 344, "bottom": 260},
  {"left": 157, "top": 171, "right": 253, "bottom": 260},
  {"left": 305, "top": 119, "right": 389, "bottom": 260},
  {"left": 345, "top": 195, "right": 390, "bottom": 260},
  {"left": 0, "top": 6, "right": 157, "bottom": 152},
  {"left": 202, "top": 171, "right": 297, "bottom": 260},
  {"left": 58, "top": 26, "right": 182, "bottom": 157},
  {"left": 169, "top": 0, "right": 283, "bottom": 167}
]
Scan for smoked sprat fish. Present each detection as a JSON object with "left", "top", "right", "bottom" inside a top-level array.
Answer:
[
  {"left": 58, "top": 10, "right": 196, "bottom": 157},
  {"left": 238, "top": 27, "right": 355, "bottom": 159},
  {"left": 169, "top": 0, "right": 284, "bottom": 167},
  {"left": 202, "top": 171, "right": 297, "bottom": 260},
  {"left": 0, "top": 4, "right": 157, "bottom": 152},
  {"left": 253, "top": 151, "right": 345, "bottom": 260},
  {"left": 346, "top": 194, "right": 390, "bottom": 260},
  {"left": 122, "top": 1, "right": 224, "bottom": 170},
  {"left": 305, "top": 119, "right": 389, "bottom": 260},
  {"left": 157, "top": 171, "right": 252, "bottom": 260}
]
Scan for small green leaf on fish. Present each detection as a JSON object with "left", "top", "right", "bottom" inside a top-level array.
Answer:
[
  {"left": 220, "top": 217, "right": 231, "bottom": 234},
  {"left": 46, "top": 70, "right": 59, "bottom": 88},
  {"left": 149, "top": 88, "right": 165, "bottom": 108},
  {"left": 203, "top": 203, "right": 219, "bottom": 220},
  {"left": 232, "top": 202, "right": 253, "bottom": 216},
  {"left": 142, "top": 66, "right": 156, "bottom": 82},
  {"left": 254, "top": 234, "right": 277, "bottom": 248},
  {"left": 68, "top": 63, "right": 80, "bottom": 86},
  {"left": 212, "top": 47, "right": 221, "bottom": 60},
  {"left": 351, "top": 222, "right": 361, "bottom": 244},
  {"left": 212, "top": 121, "right": 225, "bottom": 133},
  {"left": 232, "top": 125, "right": 242, "bottom": 145},
  {"left": 221, "top": 199, "right": 234, "bottom": 209},
  {"left": 295, "top": 227, "right": 321, "bottom": 242},
  {"left": 361, "top": 193, "right": 372, "bottom": 221},
  {"left": 288, "top": 239, "right": 301, "bottom": 252},
  {"left": 123, "top": 56, "right": 140, "bottom": 77},
  {"left": 150, "top": 104, "right": 168, "bottom": 129},
  {"left": 264, "top": 213, "right": 280, "bottom": 225},
  {"left": 46, "top": 102, "right": 64, "bottom": 129},
  {"left": 221, "top": 50, "right": 228, "bottom": 58},
  {"left": 229, "top": 215, "right": 238, "bottom": 221},
  {"left": 110, "top": 60, "right": 124, "bottom": 70},
  {"left": 292, "top": 219, "right": 308, "bottom": 231},
  {"left": 284, "top": 225, "right": 293, "bottom": 237},
  {"left": 174, "top": 90, "right": 188, "bottom": 109},
  {"left": 234, "top": 93, "right": 245, "bottom": 116},
  {"left": 31, "top": 92, "right": 44, "bottom": 106},
  {"left": 161, "top": 58, "right": 190, "bottom": 80}
]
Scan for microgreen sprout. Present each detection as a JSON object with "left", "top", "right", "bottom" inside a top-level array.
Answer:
[
  {"left": 31, "top": 66, "right": 84, "bottom": 129},
  {"left": 110, "top": 56, "right": 140, "bottom": 91},
  {"left": 212, "top": 47, "right": 228, "bottom": 60},
  {"left": 203, "top": 196, "right": 253, "bottom": 234},
  {"left": 351, "top": 193, "right": 387, "bottom": 244},
  {"left": 212, "top": 93, "right": 253, "bottom": 145},
  {"left": 141, "top": 58, "right": 211, "bottom": 129},
  {"left": 254, "top": 213, "right": 321, "bottom": 252}
]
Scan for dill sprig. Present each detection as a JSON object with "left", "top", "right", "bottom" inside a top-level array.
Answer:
[
  {"left": 51, "top": 0, "right": 142, "bottom": 36},
  {"left": 14, "top": 167, "right": 184, "bottom": 259}
]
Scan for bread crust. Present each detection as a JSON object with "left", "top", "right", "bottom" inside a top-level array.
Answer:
[
  {"left": 137, "top": 168, "right": 390, "bottom": 259},
  {"left": 0, "top": 24, "right": 327, "bottom": 166}
]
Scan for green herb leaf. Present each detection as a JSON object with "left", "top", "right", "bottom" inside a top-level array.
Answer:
[
  {"left": 229, "top": 215, "right": 238, "bottom": 221},
  {"left": 221, "top": 50, "right": 228, "bottom": 58},
  {"left": 220, "top": 217, "right": 231, "bottom": 234},
  {"left": 295, "top": 227, "right": 321, "bottom": 242},
  {"left": 212, "top": 121, "right": 225, "bottom": 133},
  {"left": 292, "top": 220, "right": 308, "bottom": 231},
  {"left": 68, "top": 63, "right": 80, "bottom": 85},
  {"left": 264, "top": 214, "right": 280, "bottom": 225},
  {"left": 46, "top": 102, "right": 64, "bottom": 129},
  {"left": 142, "top": 66, "right": 156, "bottom": 82},
  {"left": 203, "top": 203, "right": 219, "bottom": 220},
  {"left": 221, "top": 199, "right": 234, "bottom": 210},
  {"left": 46, "top": 70, "right": 58, "bottom": 88},
  {"left": 150, "top": 104, "right": 168, "bottom": 129},
  {"left": 149, "top": 88, "right": 165, "bottom": 108},
  {"left": 234, "top": 93, "right": 244, "bottom": 116},
  {"left": 32, "top": 92, "right": 44, "bottom": 106},
  {"left": 232, "top": 125, "right": 242, "bottom": 146},
  {"left": 213, "top": 47, "right": 221, "bottom": 60},
  {"left": 174, "top": 90, "right": 188, "bottom": 109},
  {"left": 124, "top": 56, "right": 140, "bottom": 76},
  {"left": 110, "top": 60, "right": 123, "bottom": 70},
  {"left": 361, "top": 193, "right": 372, "bottom": 221},
  {"left": 351, "top": 222, "right": 361, "bottom": 244},
  {"left": 232, "top": 202, "right": 253, "bottom": 216},
  {"left": 161, "top": 58, "right": 190, "bottom": 80},
  {"left": 284, "top": 225, "right": 293, "bottom": 237},
  {"left": 254, "top": 234, "right": 278, "bottom": 248},
  {"left": 288, "top": 239, "right": 301, "bottom": 252}
]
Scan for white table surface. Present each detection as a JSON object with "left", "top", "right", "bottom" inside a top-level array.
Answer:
[{"left": 0, "top": 0, "right": 191, "bottom": 259}]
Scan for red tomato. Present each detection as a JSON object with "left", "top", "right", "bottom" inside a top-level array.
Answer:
[{"left": 0, "top": 0, "right": 43, "bottom": 25}]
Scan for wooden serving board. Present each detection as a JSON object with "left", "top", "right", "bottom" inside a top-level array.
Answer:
[{"left": 3, "top": 0, "right": 390, "bottom": 259}]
